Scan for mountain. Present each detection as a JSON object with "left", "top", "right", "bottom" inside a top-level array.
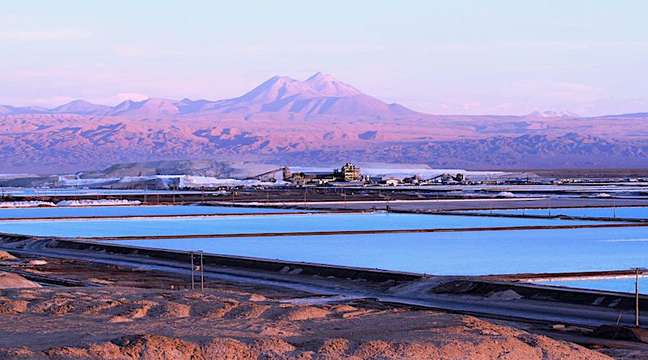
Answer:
[
  {"left": 0, "top": 104, "right": 49, "bottom": 115},
  {"left": 80, "top": 159, "right": 277, "bottom": 179},
  {"left": 154, "top": 72, "right": 414, "bottom": 117},
  {"left": 206, "top": 73, "right": 414, "bottom": 117},
  {"left": 596, "top": 112, "right": 648, "bottom": 119},
  {"left": 52, "top": 100, "right": 111, "bottom": 115},
  {"left": 525, "top": 110, "right": 579, "bottom": 119},
  {"left": 0, "top": 105, "right": 13, "bottom": 114},
  {"left": 109, "top": 98, "right": 180, "bottom": 117},
  {"left": 0, "top": 73, "right": 415, "bottom": 119},
  {"left": 0, "top": 72, "right": 647, "bottom": 172}
]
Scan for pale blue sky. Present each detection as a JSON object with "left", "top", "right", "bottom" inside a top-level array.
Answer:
[{"left": 2, "top": 1, "right": 647, "bottom": 115}]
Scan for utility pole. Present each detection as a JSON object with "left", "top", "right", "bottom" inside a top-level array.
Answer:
[
  {"left": 200, "top": 251, "right": 204, "bottom": 291},
  {"left": 190, "top": 252, "right": 195, "bottom": 290},
  {"left": 635, "top": 267, "right": 641, "bottom": 327}
]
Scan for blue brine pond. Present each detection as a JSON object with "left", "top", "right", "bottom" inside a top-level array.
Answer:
[
  {"left": 0, "top": 213, "right": 605, "bottom": 237},
  {"left": 465, "top": 207, "right": 648, "bottom": 219},
  {"left": 538, "top": 277, "right": 648, "bottom": 295},
  {"left": 104, "top": 226, "right": 648, "bottom": 276},
  {"left": 0, "top": 205, "right": 305, "bottom": 219}
]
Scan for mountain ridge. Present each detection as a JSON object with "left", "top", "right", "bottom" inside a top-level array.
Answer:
[
  {"left": 1, "top": 72, "right": 647, "bottom": 172},
  {"left": 0, "top": 73, "right": 417, "bottom": 118}
]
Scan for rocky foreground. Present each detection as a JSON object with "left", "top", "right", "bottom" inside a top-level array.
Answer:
[
  {"left": 0, "top": 285, "right": 611, "bottom": 360},
  {"left": 0, "top": 287, "right": 607, "bottom": 359},
  {"left": 0, "top": 250, "right": 628, "bottom": 359}
]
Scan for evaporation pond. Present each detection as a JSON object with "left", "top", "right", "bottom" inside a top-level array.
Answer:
[
  {"left": 537, "top": 277, "right": 648, "bottom": 295},
  {"left": 0, "top": 212, "right": 606, "bottom": 237},
  {"left": 464, "top": 207, "right": 648, "bottom": 219},
  {"left": 105, "top": 226, "right": 648, "bottom": 275},
  {"left": 0, "top": 205, "right": 304, "bottom": 219}
]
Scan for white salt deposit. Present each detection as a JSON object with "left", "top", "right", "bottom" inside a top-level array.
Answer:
[
  {"left": 55, "top": 199, "right": 141, "bottom": 207},
  {"left": 0, "top": 201, "right": 55, "bottom": 208}
]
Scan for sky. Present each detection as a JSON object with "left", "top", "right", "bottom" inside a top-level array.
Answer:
[{"left": 2, "top": 0, "right": 647, "bottom": 116}]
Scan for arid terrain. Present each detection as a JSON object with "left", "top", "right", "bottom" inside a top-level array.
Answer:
[
  {"left": 3, "top": 74, "right": 648, "bottom": 173},
  {"left": 0, "top": 249, "right": 641, "bottom": 360}
]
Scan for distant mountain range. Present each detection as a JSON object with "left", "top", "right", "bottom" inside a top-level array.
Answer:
[
  {"left": 1, "top": 72, "right": 648, "bottom": 173},
  {"left": 0, "top": 72, "right": 415, "bottom": 118}
]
